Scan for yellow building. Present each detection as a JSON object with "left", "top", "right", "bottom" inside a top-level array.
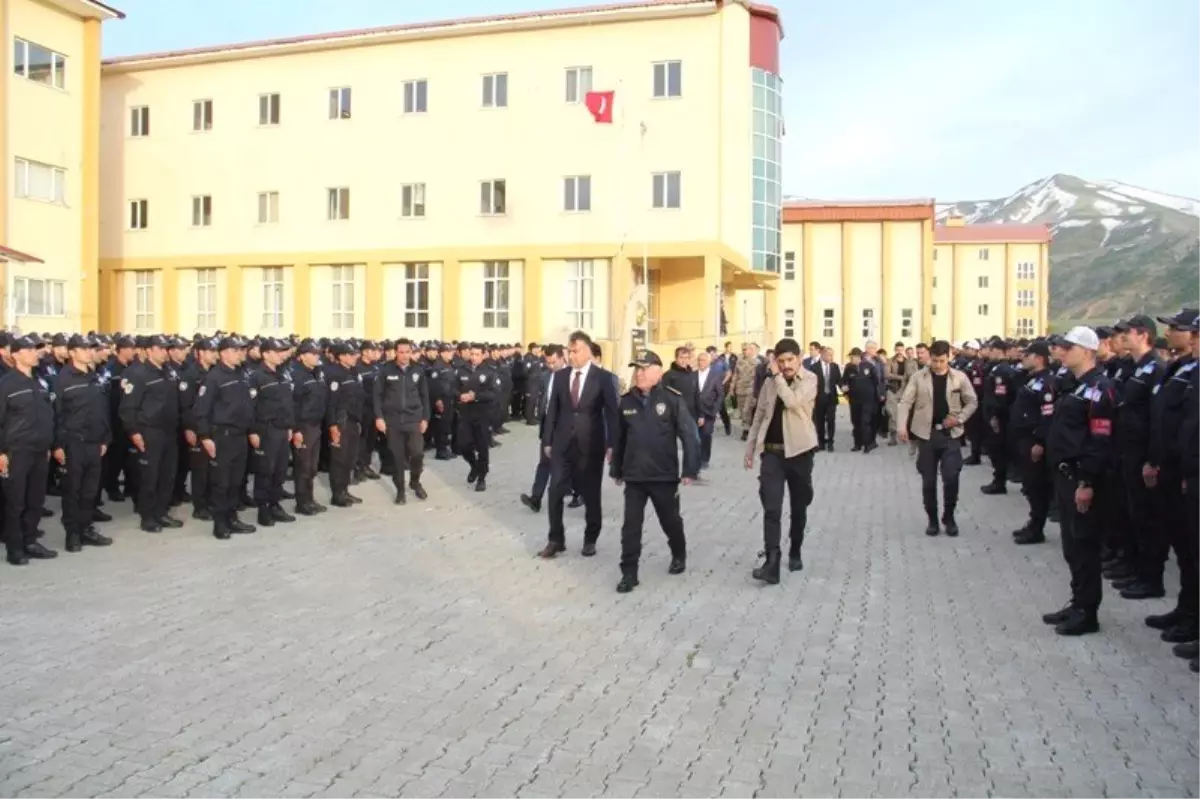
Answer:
[
  {"left": 96, "top": 0, "right": 786, "bottom": 366},
  {"left": 1, "top": 0, "right": 123, "bottom": 333},
  {"left": 933, "top": 217, "right": 1051, "bottom": 342},
  {"left": 770, "top": 201, "right": 1051, "bottom": 356}
]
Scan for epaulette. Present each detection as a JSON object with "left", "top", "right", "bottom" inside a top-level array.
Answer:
[{"left": 664, "top": 385, "right": 681, "bottom": 396}]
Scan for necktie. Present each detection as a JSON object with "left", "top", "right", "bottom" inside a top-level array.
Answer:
[{"left": 571, "top": 370, "right": 582, "bottom": 408}]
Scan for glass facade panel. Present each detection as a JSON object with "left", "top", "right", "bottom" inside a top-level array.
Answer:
[{"left": 751, "top": 69, "right": 782, "bottom": 273}]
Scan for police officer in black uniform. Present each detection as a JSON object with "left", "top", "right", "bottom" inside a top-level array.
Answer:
[
  {"left": 290, "top": 339, "right": 328, "bottom": 516},
  {"left": 101, "top": 335, "right": 136, "bottom": 502},
  {"left": 53, "top": 334, "right": 113, "bottom": 552},
  {"left": 119, "top": 334, "right": 182, "bottom": 533},
  {"left": 1042, "top": 326, "right": 1117, "bottom": 636},
  {"left": 39, "top": 333, "right": 69, "bottom": 500},
  {"left": 1008, "top": 340, "right": 1057, "bottom": 545},
  {"left": 426, "top": 343, "right": 457, "bottom": 460},
  {"left": 0, "top": 334, "right": 57, "bottom": 565},
  {"left": 180, "top": 337, "right": 218, "bottom": 520},
  {"left": 324, "top": 341, "right": 365, "bottom": 507},
  {"left": 1143, "top": 309, "right": 1199, "bottom": 646},
  {"left": 980, "top": 336, "right": 1019, "bottom": 494},
  {"left": 355, "top": 340, "right": 383, "bottom": 482},
  {"left": 194, "top": 336, "right": 256, "bottom": 539},
  {"left": 374, "top": 338, "right": 431, "bottom": 504},
  {"left": 521, "top": 344, "right": 544, "bottom": 426},
  {"left": 1108, "top": 315, "right": 1167, "bottom": 599},
  {"left": 960, "top": 341, "right": 987, "bottom": 464},
  {"left": 609, "top": 349, "right": 700, "bottom": 594},
  {"left": 248, "top": 337, "right": 296, "bottom": 527},
  {"left": 1175, "top": 317, "right": 1199, "bottom": 672},
  {"left": 454, "top": 343, "right": 498, "bottom": 491}
]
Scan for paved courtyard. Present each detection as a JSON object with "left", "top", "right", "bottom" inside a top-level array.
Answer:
[{"left": 0, "top": 419, "right": 1196, "bottom": 798}]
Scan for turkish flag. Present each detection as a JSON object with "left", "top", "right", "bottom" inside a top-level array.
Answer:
[{"left": 585, "top": 90, "right": 614, "bottom": 123}]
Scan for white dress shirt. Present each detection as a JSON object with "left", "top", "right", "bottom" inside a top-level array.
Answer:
[{"left": 697, "top": 367, "right": 710, "bottom": 388}]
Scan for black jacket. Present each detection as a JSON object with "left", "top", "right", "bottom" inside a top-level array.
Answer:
[
  {"left": 194, "top": 362, "right": 255, "bottom": 438},
  {"left": 291, "top": 362, "right": 329, "bottom": 427},
  {"left": 0, "top": 368, "right": 55, "bottom": 453},
  {"left": 610, "top": 384, "right": 701, "bottom": 482},
  {"left": 118, "top": 361, "right": 180, "bottom": 435},
  {"left": 249, "top": 365, "right": 296, "bottom": 435},
  {"left": 53, "top": 364, "right": 111, "bottom": 448},
  {"left": 324, "top": 362, "right": 367, "bottom": 427},
  {"left": 807, "top": 360, "right": 841, "bottom": 405},
  {"left": 373, "top": 361, "right": 431, "bottom": 428},
  {"left": 662, "top": 364, "right": 701, "bottom": 421}
]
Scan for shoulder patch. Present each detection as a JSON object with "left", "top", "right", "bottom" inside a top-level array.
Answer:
[{"left": 664, "top": 385, "right": 681, "bottom": 395}]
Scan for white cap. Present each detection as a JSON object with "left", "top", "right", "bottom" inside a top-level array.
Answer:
[
  {"left": 1063, "top": 326, "right": 1099, "bottom": 351},
  {"left": 964, "top": 339, "right": 981, "bottom": 350}
]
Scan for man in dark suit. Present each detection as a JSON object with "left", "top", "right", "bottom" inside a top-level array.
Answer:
[
  {"left": 808, "top": 346, "right": 841, "bottom": 451},
  {"left": 539, "top": 330, "right": 619, "bottom": 558},
  {"left": 695, "top": 350, "right": 723, "bottom": 468}
]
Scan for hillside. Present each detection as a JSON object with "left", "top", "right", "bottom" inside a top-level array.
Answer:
[{"left": 936, "top": 174, "right": 1200, "bottom": 325}]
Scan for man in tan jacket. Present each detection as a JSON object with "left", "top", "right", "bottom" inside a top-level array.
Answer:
[
  {"left": 898, "top": 340, "right": 978, "bottom": 537},
  {"left": 744, "top": 338, "right": 818, "bottom": 584}
]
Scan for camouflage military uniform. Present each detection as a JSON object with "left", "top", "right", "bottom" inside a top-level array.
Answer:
[
  {"left": 886, "top": 355, "right": 918, "bottom": 438},
  {"left": 734, "top": 356, "right": 761, "bottom": 432}
]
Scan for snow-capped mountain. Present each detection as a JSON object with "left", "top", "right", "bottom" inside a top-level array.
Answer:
[{"left": 938, "top": 174, "right": 1199, "bottom": 324}]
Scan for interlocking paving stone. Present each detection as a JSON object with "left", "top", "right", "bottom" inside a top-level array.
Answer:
[{"left": 0, "top": 416, "right": 1196, "bottom": 797}]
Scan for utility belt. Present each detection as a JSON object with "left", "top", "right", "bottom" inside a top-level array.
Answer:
[{"left": 763, "top": 442, "right": 786, "bottom": 454}]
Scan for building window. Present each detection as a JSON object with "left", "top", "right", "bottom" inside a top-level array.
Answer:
[
  {"left": 482, "top": 261, "right": 510, "bottom": 328},
  {"left": 328, "top": 87, "right": 352, "bottom": 119},
  {"left": 978, "top": 276, "right": 989, "bottom": 289},
  {"left": 327, "top": 187, "right": 350, "bottom": 220},
  {"left": 129, "top": 199, "right": 148, "bottom": 230},
  {"left": 259, "top": 93, "right": 281, "bottom": 125},
  {"left": 652, "top": 60, "right": 682, "bottom": 98},
  {"left": 262, "top": 267, "right": 284, "bottom": 330},
  {"left": 134, "top": 271, "right": 155, "bottom": 329},
  {"left": 14, "top": 157, "right": 65, "bottom": 204},
  {"left": 932, "top": 276, "right": 937, "bottom": 288},
  {"left": 783, "top": 251, "right": 795, "bottom": 281},
  {"left": 933, "top": 249, "right": 938, "bottom": 261},
  {"left": 480, "top": 179, "right": 506, "bottom": 215},
  {"left": 901, "top": 308, "right": 914, "bottom": 339},
  {"left": 931, "top": 304, "right": 937, "bottom": 316},
  {"left": 978, "top": 248, "right": 990, "bottom": 261},
  {"left": 130, "top": 105, "right": 150, "bottom": 137},
  {"left": 12, "top": 277, "right": 66, "bottom": 317},
  {"left": 192, "top": 99, "right": 213, "bottom": 132},
  {"left": 751, "top": 68, "right": 782, "bottom": 273},
  {"left": 566, "top": 259, "right": 594, "bottom": 330},
  {"left": 861, "top": 308, "right": 875, "bottom": 340},
  {"left": 331, "top": 265, "right": 355, "bottom": 329},
  {"left": 783, "top": 309, "right": 795, "bottom": 338},
  {"left": 1016, "top": 318, "right": 1035, "bottom": 336},
  {"left": 1016, "top": 261, "right": 1035, "bottom": 280},
  {"left": 978, "top": 304, "right": 989, "bottom": 316},
  {"left": 403, "top": 79, "right": 427, "bottom": 114},
  {"left": 1016, "top": 289, "right": 1035, "bottom": 308},
  {"left": 401, "top": 183, "right": 426, "bottom": 218},
  {"left": 196, "top": 268, "right": 217, "bottom": 330},
  {"left": 822, "top": 308, "right": 835, "bottom": 339},
  {"left": 563, "top": 175, "right": 591, "bottom": 212},
  {"left": 257, "top": 191, "right": 279, "bottom": 224},
  {"left": 652, "top": 171, "right": 681, "bottom": 209},
  {"left": 565, "top": 66, "right": 592, "bottom": 103},
  {"left": 13, "top": 38, "right": 66, "bottom": 89},
  {"left": 403, "top": 263, "right": 430, "bottom": 328},
  {"left": 191, "top": 195, "right": 212, "bottom": 227},
  {"left": 482, "top": 73, "right": 508, "bottom": 108}
]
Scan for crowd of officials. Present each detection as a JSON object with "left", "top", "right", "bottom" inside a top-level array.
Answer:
[{"left": 0, "top": 312, "right": 1196, "bottom": 672}]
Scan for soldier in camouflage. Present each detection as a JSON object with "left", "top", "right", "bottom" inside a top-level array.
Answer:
[{"left": 734, "top": 343, "right": 763, "bottom": 441}]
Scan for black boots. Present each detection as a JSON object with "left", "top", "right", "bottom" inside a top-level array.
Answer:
[{"left": 753, "top": 550, "right": 781, "bottom": 585}]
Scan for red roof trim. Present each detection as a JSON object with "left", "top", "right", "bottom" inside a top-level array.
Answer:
[
  {"left": 934, "top": 224, "right": 1051, "bottom": 244},
  {"left": 102, "top": 0, "right": 714, "bottom": 66},
  {"left": 0, "top": 246, "right": 45, "bottom": 263}
]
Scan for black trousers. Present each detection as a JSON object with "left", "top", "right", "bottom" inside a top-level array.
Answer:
[
  {"left": 1016, "top": 437, "right": 1051, "bottom": 533},
  {"left": 457, "top": 415, "right": 490, "bottom": 477},
  {"left": 1163, "top": 473, "right": 1199, "bottom": 620},
  {"left": 62, "top": 439, "right": 103, "bottom": 538},
  {"left": 758, "top": 450, "right": 814, "bottom": 554},
  {"left": 851, "top": 399, "right": 877, "bottom": 448},
  {"left": 102, "top": 421, "right": 128, "bottom": 496},
  {"left": 136, "top": 428, "right": 178, "bottom": 523},
  {"left": 814, "top": 398, "right": 836, "bottom": 448},
  {"left": 548, "top": 449, "right": 603, "bottom": 546},
  {"left": 209, "top": 432, "right": 248, "bottom": 524},
  {"left": 3, "top": 449, "right": 49, "bottom": 557},
  {"left": 292, "top": 424, "right": 322, "bottom": 507},
  {"left": 252, "top": 427, "right": 290, "bottom": 508},
  {"left": 1054, "top": 470, "right": 1103, "bottom": 612},
  {"left": 173, "top": 431, "right": 190, "bottom": 501},
  {"left": 620, "top": 481, "right": 686, "bottom": 575},
  {"left": 386, "top": 426, "right": 425, "bottom": 490},
  {"left": 718, "top": 400, "right": 732, "bottom": 435},
  {"left": 330, "top": 419, "right": 361, "bottom": 497},
  {"left": 916, "top": 433, "right": 963, "bottom": 522},
  {"left": 1184, "top": 477, "right": 1200, "bottom": 620},
  {"left": 985, "top": 414, "right": 1008, "bottom": 483},
  {"left": 188, "top": 440, "right": 212, "bottom": 514},
  {"left": 431, "top": 405, "right": 454, "bottom": 450},
  {"left": 357, "top": 416, "right": 376, "bottom": 470},
  {"left": 965, "top": 412, "right": 985, "bottom": 459},
  {"left": 1101, "top": 466, "right": 1130, "bottom": 560},
  {"left": 699, "top": 418, "right": 714, "bottom": 465}
]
